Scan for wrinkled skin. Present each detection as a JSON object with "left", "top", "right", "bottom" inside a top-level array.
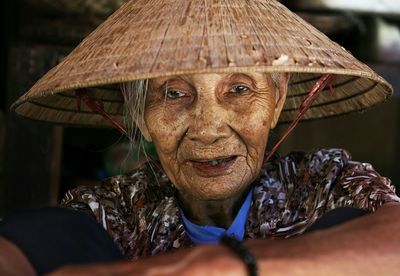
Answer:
[{"left": 139, "top": 73, "right": 288, "bottom": 227}]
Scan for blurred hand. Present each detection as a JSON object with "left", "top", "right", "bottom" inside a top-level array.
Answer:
[
  {"left": 0, "top": 237, "right": 36, "bottom": 276},
  {"left": 48, "top": 244, "right": 247, "bottom": 276},
  {"left": 49, "top": 203, "right": 400, "bottom": 276}
]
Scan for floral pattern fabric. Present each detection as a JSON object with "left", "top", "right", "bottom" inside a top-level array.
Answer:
[{"left": 61, "top": 148, "right": 400, "bottom": 259}]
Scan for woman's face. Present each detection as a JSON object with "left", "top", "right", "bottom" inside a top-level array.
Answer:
[{"left": 140, "top": 73, "right": 288, "bottom": 201}]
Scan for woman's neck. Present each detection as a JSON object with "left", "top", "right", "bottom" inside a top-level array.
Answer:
[{"left": 177, "top": 188, "right": 250, "bottom": 229}]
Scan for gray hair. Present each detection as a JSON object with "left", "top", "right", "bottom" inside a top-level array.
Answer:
[
  {"left": 120, "top": 79, "right": 149, "bottom": 142},
  {"left": 120, "top": 80, "right": 150, "bottom": 163}
]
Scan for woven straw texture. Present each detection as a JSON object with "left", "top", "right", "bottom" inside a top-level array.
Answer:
[{"left": 12, "top": 0, "right": 392, "bottom": 127}]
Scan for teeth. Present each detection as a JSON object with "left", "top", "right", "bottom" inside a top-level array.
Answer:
[
  {"left": 208, "top": 157, "right": 234, "bottom": 166},
  {"left": 209, "top": 160, "right": 219, "bottom": 166},
  {"left": 193, "top": 157, "right": 235, "bottom": 166}
]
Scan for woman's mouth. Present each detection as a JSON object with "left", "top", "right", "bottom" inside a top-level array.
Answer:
[{"left": 187, "top": 156, "right": 238, "bottom": 176}]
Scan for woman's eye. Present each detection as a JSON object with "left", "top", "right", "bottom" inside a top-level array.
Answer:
[
  {"left": 229, "top": 85, "right": 249, "bottom": 94},
  {"left": 166, "top": 90, "right": 185, "bottom": 99}
]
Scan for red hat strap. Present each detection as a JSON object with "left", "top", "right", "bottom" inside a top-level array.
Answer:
[
  {"left": 75, "top": 89, "right": 132, "bottom": 141},
  {"left": 264, "top": 74, "right": 336, "bottom": 162}
]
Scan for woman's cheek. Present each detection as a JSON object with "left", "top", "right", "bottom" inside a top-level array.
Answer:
[
  {"left": 151, "top": 127, "right": 179, "bottom": 153},
  {"left": 150, "top": 118, "right": 187, "bottom": 155}
]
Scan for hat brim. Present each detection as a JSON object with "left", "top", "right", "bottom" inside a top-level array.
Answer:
[{"left": 11, "top": 0, "right": 393, "bottom": 127}]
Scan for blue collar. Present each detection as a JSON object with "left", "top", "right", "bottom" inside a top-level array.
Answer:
[{"left": 179, "top": 189, "right": 253, "bottom": 244}]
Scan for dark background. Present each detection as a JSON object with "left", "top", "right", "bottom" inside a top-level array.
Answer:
[{"left": 1, "top": 0, "right": 399, "bottom": 216}]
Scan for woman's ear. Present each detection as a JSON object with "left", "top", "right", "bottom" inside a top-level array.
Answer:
[{"left": 270, "top": 73, "right": 289, "bottom": 129}]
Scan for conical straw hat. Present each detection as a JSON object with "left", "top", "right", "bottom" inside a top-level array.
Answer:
[{"left": 11, "top": 0, "right": 392, "bottom": 127}]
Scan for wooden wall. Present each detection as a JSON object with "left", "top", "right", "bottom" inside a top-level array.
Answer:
[{"left": 1, "top": 46, "right": 68, "bottom": 216}]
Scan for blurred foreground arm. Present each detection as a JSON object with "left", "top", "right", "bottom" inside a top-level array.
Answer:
[
  {"left": 250, "top": 202, "right": 400, "bottom": 275},
  {"left": 49, "top": 202, "right": 400, "bottom": 276},
  {"left": 0, "top": 237, "right": 36, "bottom": 276}
]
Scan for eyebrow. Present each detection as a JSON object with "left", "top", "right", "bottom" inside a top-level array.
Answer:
[
  {"left": 226, "top": 73, "right": 259, "bottom": 87},
  {"left": 155, "top": 78, "right": 197, "bottom": 95},
  {"left": 152, "top": 76, "right": 187, "bottom": 89}
]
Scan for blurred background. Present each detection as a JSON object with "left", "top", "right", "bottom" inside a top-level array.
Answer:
[{"left": 1, "top": 0, "right": 399, "bottom": 216}]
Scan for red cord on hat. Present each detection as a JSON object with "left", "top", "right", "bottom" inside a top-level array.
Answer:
[
  {"left": 75, "top": 89, "right": 164, "bottom": 172},
  {"left": 75, "top": 89, "right": 131, "bottom": 139},
  {"left": 264, "top": 74, "right": 336, "bottom": 163},
  {"left": 75, "top": 74, "right": 336, "bottom": 165}
]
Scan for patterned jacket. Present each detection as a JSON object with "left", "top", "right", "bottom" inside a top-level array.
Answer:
[{"left": 61, "top": 148, "right": 400, "bottom": 259}]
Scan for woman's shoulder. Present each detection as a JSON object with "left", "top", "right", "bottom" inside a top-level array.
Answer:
[
  {"left": 262, "top": 147, "right": 351, "bottom": 186},
  {"left": 61, "top": 162, "right": 174, "bottom": 216},
  {"left": 249, "top": 148, "right": 399, "bottom": 238},
  {"left": 262, "top": 147, "right": 398, "bottom": 202},
  {"left": 60, "top": 162, "right": 181, "bottom": 259},
  {"left": 259, "top": 147, "right": 399, "bottom": 216}
]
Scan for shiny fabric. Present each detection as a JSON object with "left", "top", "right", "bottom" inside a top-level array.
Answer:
[{"left": 61, "top": 148, "right": 400, "bottom": 260}]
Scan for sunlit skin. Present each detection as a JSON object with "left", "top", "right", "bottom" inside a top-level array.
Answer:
[{"left": 139, "top": 73, "right": 288, "bottom": 228}]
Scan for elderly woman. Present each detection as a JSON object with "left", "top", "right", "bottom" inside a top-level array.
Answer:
[{"left": 1, "top": 0, "right": 400, "bottom": 275}]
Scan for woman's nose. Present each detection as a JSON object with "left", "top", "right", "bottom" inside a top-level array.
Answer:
[{"left": 185, "top": 104, "right": 231, "bottom": 145}]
